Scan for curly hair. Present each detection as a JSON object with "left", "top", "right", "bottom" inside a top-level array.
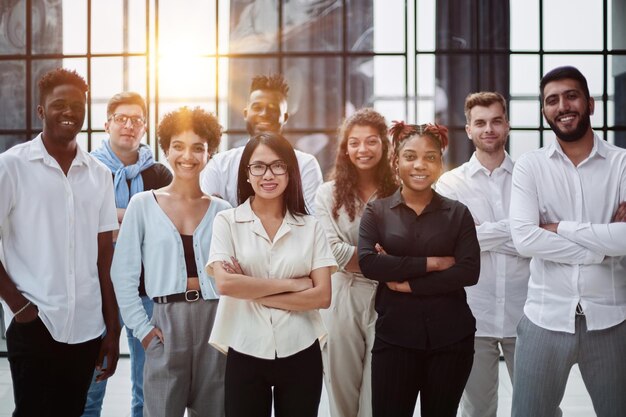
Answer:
[
  {"left": 249, "top": 74, "right": 289, "bottom": 98},
  {"left": 390, "top": 121, "right": 448, "bottom": 160},
  {"left": 330, "top": 108, "right": 398, "bottom": 221},
  {"left": 38, "top": 68, "right": 88, "bottom": 105},
  {"left": 157, "top": 106, "right": 222, "bottom": 154}
]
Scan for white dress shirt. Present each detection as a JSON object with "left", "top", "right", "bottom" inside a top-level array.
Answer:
[
  {"left": 200, "top": 144, "right": 323, "bottom": 214},
  {"left": 111, "top": 191, "right": 231, "bottom": 342},
  {"left": 0, "top": 134, "right": 118, "bottom": 343},
  {"left": 207, "top": 198, "right": 337, "bottom": 359},
  {"left": 436, "top": 153, "right": 530, "bottom": 338},
  {"left": 510, "top": 133, "right": 626, "bottom": 333}
]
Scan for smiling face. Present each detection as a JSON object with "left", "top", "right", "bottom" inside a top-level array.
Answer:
[
  {"left": 243, "top": 89, "right": 288, "bottom": 136},
  {"left": 396, "top": 134, "right": 443, "bottom": 194},
  {"left": 165, "top": 130, "right": 210, "bottom": 180},
  {"left": 346, "top": 124, "right": 384, "bottom": 172},
  {"left": 542, "top": 78, "right": 594, "bottom": 143},
  {"left": 247, "top": 143, "right": 289, "bottom": 203},
  {"left": 466, "top": 103, "right": 509, "bottom": 155},
  {"left": 105, "top": 103, "right": 146, "bottom": 155},
  {"left": 37, "top": 84, "right": 86, "bottom": 144}
]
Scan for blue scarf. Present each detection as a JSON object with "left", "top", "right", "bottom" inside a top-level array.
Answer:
[{"left": 91, "top": 139, "right": 155, "bottom": 208}]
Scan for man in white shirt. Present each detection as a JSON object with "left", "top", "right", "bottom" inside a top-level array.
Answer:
[
  {"left": 436, "top": 92, "right": 530, "bottom": 417},
  {"left": 510, "top": 66, "right": 626, "bottom": 417},
  {"left": 0, "top": 68, "right": 120, "bottom": 417},
  {"left": 200, "top": 74, "right": 323, "bottom": 213}
]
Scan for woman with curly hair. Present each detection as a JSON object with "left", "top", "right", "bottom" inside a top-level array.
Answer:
[
  {"left": 112, "top": 107, "right": 231, "bottom": 417},
  {"left": 314, "top": 108, "right": 397, "bottom": 417},
  {"left": 358, "top": 122, "right": 480, "bottom": 417}
]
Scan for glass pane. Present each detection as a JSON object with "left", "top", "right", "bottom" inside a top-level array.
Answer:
[
  {"left": 509, "top": 100, "right": 540, "bottom": 128},
  {"left": 76, "top": 132, "right": 89, "bottom": 152},
  {"left": 282, "top": 1, "right": 342, "bottom": 52},
  {"left": 510, "top": 0, "right": 539, "bottom": 51},
  {"left": 610, "top": 0, "right": 626, "bottom": 51},
  {"left": 416, "top": 54, "right": 435, "bottom": 97},
  {"left": 229, "top": 0, "right": 278, "bottom": 53},
  {"left": 0, "top": 135, "right": 28, "bottom": 153},
  {"left": 417, "top": 100, "right": 435, "bottom": 125},
  {"left": 285, "top": 132, "right": 335, "bottom": 178},
  {"left": 349, "top": 0, "right": 404, "bottom": 53},
  {"left": 346, "top": 58, "right": 375, "bottom": 111},
  {"left": 30, "top": 0, "right": 65, "bottom": 54},
  {"left": 543, "top": 0, "right": 603, "bottom": 51},
  {"left": 510, "top": 55, "right": 540, "bottom": 96},
  {"left": 0, "top": 1, "right": 26, "bottom": 54},
  {"left": 0, "top": 61, "right": 26, "bottom": 130},
  {"left": 91, "top": 0, "right": 147, "bottom": 54},
  {"left": 374, "top": 56, "right": 405, "bottom": 100},
  {"left": 90, "top": 131, "right": 109, "bottom": 152},
  {"left": 159, "top": 0, "right": 215, "bottom": 55},
  {"left": 591, "top": 103, "right": 604, "bottom": 129},
  {"left": 542, "top": 55, "right": 604, "bottom": 97},
  {"left": 374, "top": 100, "right": 406, "bottom": 124},
  {"left": 509, "top": 130, "right": 540, "bottom": 160},
  {"left": 59, "top": 0, "right": 87, "bottom": 55},
  {"left": 416, "top": 0, "right": 436, "bottom": 51},
  {"left": 283, "top": 57, "right": 343, "bottom": 131},
  {"left": 158, "top": 56, "right": 216, "bottom": 109},
  {"left": 218, "top": 0, "right": 230, "bottom": 54}
]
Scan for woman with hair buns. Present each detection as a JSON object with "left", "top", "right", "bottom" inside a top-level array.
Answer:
[
  {"left": 314, "top": 108, "right": 397, "bottom": 417},
  {"left": 358, "top": 122, "right": 480, "bottom": 417}
]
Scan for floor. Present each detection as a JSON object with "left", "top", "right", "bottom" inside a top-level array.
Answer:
[{"left": 0, "top": 335, "right": 597, "bottom": 417}]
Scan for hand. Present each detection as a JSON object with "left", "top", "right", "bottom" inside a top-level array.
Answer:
[
  {"left": 386, "top": 281, "right": 411, "bottom": 293},
  {"left": 141, "top": 327, "right": 164, "bottom": 350},
  {"left": 95, "top": 331, "right": 120, "bottom": 382},
  {"left": 290, "top": 277, "right": 313, "bottom": 292},
  {"left": 375, "top": 243, "right": 387, "bottom": 255},
  {"left": 426, "top": 256, "right": 455, "bottom": 272},
  {"left": 14, "top": 303, "right": 39, "bottom": 324},
  {"left": 612, "top": 202, "right": 626, "bottom": 222},
  {"left": 540, "top": 223, "right": 559, "bottom": 233},
  {"left": 222, "top": 257, "right": 244, "bottom": 274}
]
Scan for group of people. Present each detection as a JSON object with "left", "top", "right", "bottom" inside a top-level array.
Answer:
[{"left": 0, "top": 64, "right": 624, "bottom": 417}]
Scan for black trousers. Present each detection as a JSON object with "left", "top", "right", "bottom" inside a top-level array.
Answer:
[
  {"left": 371, "top": 335, "right": 474, "bottom": 417},
  {"left": 6, "top": 317, "right": 101, "bottom": 417},
  {"left": 225, "top": 340, "right": 323, "bottom": 417}
]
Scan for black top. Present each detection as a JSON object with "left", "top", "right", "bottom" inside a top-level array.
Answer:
[
  {"left": 180, "top": 234, "right": 197, "bottom": 278},
  {"left": 119, "top": 163, "right": 173, "bottom": 295},
  {"left": 358, "top": 188, "right": 480, "bottom": 350}
]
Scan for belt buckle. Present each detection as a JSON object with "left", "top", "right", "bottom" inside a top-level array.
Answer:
[
  {"left": 185, "top": 290, "right": 200, "bottom": 302},
  {"left": 576, "top": 303, "right": 585, "bottom": 316}
]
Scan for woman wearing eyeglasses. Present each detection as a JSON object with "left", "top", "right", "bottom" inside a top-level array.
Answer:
[
  {"left": 111, "top": 107, "right": 231, "bottom": 417},
  {"left": 207, "top": 132, "right": 337, "bottom": 417}
]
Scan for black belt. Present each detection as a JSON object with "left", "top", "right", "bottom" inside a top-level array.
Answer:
[{"left": 153, "top": 289, "right": 202, "bottom": 304}]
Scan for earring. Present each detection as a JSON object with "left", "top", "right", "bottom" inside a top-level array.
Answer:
[{"left": 246, "top": 178, "right": 250, "bottom": 183}]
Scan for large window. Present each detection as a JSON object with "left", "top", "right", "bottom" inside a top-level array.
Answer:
[{"left": 0, "top": 0, "right": 623, "bottom": 171}]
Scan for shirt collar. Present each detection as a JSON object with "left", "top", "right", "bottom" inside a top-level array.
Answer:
[
  {"left": 389, "top": 188, "right": 451, "bottom": 213},
  {"left": 27, "top": 133, "right": 89, "bottom": 167},
  {"left": 467, "top": 152, "right": 514, "bottom": 177},
  {"left": 547, "top": 131, "right": 607, "bottom": 161},
  {"left": 233, "top": 197, "right": 306, "bottom": 226}
]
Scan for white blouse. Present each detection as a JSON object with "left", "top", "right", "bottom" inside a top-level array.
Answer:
[{"left": 207, "top": 198, "right": 337, "bottom": 359}]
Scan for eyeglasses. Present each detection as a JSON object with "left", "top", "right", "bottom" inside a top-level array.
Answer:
[
  {"left": 247, "top": 161, "right": 288, "bottom": 176},
  {"left": 109, "top": 113, "right": 145, "bottom": 128}
]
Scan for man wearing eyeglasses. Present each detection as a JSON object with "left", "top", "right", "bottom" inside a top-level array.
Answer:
[
  {"left": 84, "top": 92, "right": 172, "bottom": 417},
  {"left": 200, "top": 73, "right": 323, "bottom": 213}
]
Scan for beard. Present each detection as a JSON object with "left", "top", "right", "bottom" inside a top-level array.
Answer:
[{"left": 546, "top": 107, "right": 592, "bottom": 143}]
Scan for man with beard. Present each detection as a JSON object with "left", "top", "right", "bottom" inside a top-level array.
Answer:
[
  {"left": 200, "top": 74, "right": 323, "bottom": 212},
  {"left": 0, "top": 68, "right": 120, "bottom": 416},
  {"left": 510, "top": 66, "right": 626, "bottom": 417},
  {"left": 436, "top": 92, "right": 530, "bottom": 417}
]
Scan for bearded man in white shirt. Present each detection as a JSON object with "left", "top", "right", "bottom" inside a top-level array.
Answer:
[
  {"left": 510, "top": 66, "right": 626, "bottom": 417},
  {"left": 200, "top": 74, "right": 323, "bottom": 212},
  {"left": 0, "top": 68, "right": 120, "bottom": 416},
  {"left": 436, "top": 92, "right": 530, "bottom": 417}
]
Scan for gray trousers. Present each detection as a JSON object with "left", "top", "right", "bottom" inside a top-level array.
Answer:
[
  {"left": 459, "top": 336, "right": 516, "bottom": 417},
  {"left": 144, "top": 299, "right": 225, "bottom": 417},
  {"left": 512, "top": 314, "right": 626, "bottom": 417},
  {"left": 321, "top": 273, "right": 377, "bottom": 417}
]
